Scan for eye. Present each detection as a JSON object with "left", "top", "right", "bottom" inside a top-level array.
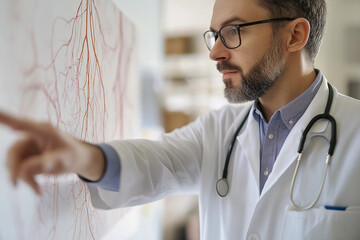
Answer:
[
  {"left": 222, "top": 26, "right": 238, "bottom": 38},
  {"left": 230, "top": 28, "right": 238, "bottom": 36}
]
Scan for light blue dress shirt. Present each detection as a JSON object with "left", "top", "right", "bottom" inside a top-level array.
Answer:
[{"left": 253, "top": 70, "right": 322, "bottom": 193}]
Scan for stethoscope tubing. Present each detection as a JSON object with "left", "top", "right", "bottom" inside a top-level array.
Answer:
[
  {"left": 297, "top": 113, "right": 337, "bottom": 155},
  {"left": 216, "top": 108, "right": 251, "bottom": 197},
  {"left": 222, "top": 108, "right": 251, "bottom": 179},
  {"left": 290, "top": 83, "right": 336, "bottom": 210}
]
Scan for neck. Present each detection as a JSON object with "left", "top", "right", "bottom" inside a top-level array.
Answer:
[{"left": 258, "top": 60, "right": 316, "bottom": 122}]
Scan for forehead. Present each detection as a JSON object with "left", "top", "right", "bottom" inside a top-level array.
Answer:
[{"left": 211, "top": 0, "right": 271, "bottom": 30}]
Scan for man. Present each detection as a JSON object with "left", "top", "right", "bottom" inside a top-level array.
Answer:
[{"left": 1, "top": 0, "right": 360, "bottom": 239}]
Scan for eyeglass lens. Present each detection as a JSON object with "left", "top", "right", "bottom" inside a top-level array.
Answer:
[
  {"left": 221, "top": 26, "right": 240, "bottom": 49},
  {"left": 204, "top": 31, "right": 217, "bottom": 51},
  {"left": 204, "top": 25, "right": 241, "bottom": 51}
]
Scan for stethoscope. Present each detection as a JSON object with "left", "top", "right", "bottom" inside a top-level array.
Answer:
[{"left": 216, "top": 83, "right": 337, "bottom": 210}]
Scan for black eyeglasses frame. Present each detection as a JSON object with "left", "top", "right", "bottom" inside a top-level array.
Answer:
[{"left": 203, "top": 17, "right": 296, "bottom": 51}]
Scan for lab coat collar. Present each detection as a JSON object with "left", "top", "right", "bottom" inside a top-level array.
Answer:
[
  {"left": 260, "top": 77, "right": 335, "bottom": 197},
  {"left": 236, "top": 104, "right": 261, "bottom": 190}
]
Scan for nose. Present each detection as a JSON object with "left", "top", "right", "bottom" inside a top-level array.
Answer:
[{"left": 209, "top": 38, "right": 230, "bottom": 62}]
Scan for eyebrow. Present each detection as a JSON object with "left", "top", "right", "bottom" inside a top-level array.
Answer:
[{"left": 210, "top": 16, "right": 248, "bottom": 31}]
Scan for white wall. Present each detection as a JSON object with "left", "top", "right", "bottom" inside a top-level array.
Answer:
[
  {"left": 113, "top": 0, "right": 164, "bottom": 130},
  {"left": 316, "top": 0, "right": 360, "bottom": 94},
  {"left": 164, "top": 0, "right": 214, "bottom": 35},
  {"left": 113, "top": 0, "right": 163, "bottom": 69}
]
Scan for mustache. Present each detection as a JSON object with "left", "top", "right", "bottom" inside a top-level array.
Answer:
[{"left": 216, "top": 61, "right": 242, "bottom": 73}]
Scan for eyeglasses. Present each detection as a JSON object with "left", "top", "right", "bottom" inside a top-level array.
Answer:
[{"left": 203, "top": 17, "right": 295, "bottom": 51}]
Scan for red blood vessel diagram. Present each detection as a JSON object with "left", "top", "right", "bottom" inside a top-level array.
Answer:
[{"left": 0, "top": 0, "right": 138, "bottom": 239}]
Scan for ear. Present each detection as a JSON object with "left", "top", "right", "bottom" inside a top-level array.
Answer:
[{"left": 285, "top": 18, "right": 310, "bottom": 53}]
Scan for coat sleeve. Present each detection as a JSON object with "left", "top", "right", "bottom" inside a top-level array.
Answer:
[{"left": 87, "top": 115, "right": 205, "bottom": 209}]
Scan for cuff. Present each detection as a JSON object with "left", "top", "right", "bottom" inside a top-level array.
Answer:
[{"left": 79, "top": 143, "right": 121, "bottom": 191}]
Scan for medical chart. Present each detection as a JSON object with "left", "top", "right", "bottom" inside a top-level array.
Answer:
[{"left": 0, "top": 0, "right": 139, "bottom": 239}]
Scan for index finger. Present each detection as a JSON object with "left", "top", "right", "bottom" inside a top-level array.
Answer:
[{"left": 0, "top": 111, "right": 53, "bottom": 137}]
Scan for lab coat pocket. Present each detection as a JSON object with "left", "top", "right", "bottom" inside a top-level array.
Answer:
[{"left": 281, "top": 205, "right": 360, "bottom": 240}]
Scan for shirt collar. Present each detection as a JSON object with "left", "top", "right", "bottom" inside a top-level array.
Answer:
[{"left": 253, "top": 69, "right": 323, "bottom": 130}]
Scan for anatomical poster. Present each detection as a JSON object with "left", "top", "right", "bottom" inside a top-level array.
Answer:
[{"left": 0, "top": 0, "right": 139, "bottom": 239}]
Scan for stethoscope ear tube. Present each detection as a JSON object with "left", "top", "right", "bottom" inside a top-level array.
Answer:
[
  {"left": 291, "top": 82, "right": 337, "bottom": 210},
  {"left": 290, "top": 153, "right": 331, "bottom": 210}
]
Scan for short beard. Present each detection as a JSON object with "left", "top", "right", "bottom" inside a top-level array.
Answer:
[{"left": 218, "top": 33, "right": 285, "bottom": 103}]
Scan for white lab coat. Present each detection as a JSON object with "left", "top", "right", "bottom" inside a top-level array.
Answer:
[{"left": 87, "top": 77, "right": 360, "bottom": 240}]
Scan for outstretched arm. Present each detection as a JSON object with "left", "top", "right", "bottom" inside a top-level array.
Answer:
[{"left": 0, "top": 112, "right": 105, "bottom": 195}]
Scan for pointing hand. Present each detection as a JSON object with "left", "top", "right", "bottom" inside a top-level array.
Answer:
[{"left": 0, "top": 112, "right": 105, "bottom": 195}]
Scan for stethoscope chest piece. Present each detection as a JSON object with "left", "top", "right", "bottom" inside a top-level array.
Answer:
[{"left": 216, "top": 178, "right": 229, "bottom": 197}]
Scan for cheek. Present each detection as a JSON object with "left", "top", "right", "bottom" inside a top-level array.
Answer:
[
  {"left": 232, "top": 30, "right": 273, "bottom": 73},
  {"left": 231, "top": 47, "right": 262, "bottom": 75}
]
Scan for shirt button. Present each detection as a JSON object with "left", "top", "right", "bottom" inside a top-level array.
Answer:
[
  {"left": 248, "top": 233, "right": 261, "bottom": 240},
  {"left": 264, "top": 168, "right": 269, "bottom": 176},
  {"left": 289, "top": 119, "right": 294, "bottom": 125},
  {"left": 268, "top": 134, "right": 274, "bottom": 139}
]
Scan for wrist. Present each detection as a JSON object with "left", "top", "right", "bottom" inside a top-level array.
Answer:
[{"left": 77, "top": 143, "right": 106, "bottom": 182}]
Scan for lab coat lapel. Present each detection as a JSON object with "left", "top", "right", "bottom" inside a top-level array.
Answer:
[
  {"left": 260, "top": 78, "right": 332, "bottom": 197},
  {"left": 236, "top": 111, "right": 261, "bottom": 189}
]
